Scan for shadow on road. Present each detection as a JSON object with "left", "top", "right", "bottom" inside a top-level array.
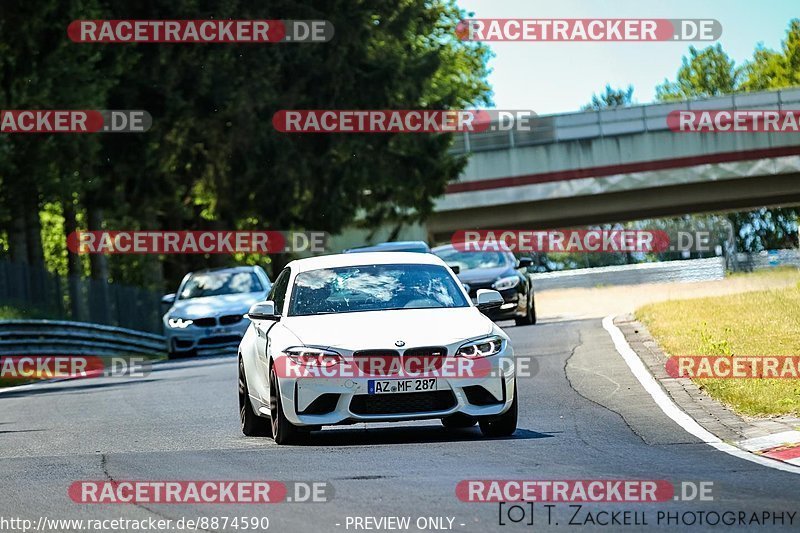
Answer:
[
  {"left": 149, "top": 354, "right": 236, "bottom": 373},
  {"left": 293, "top": 426, "right": 557, "bottom": 447}
]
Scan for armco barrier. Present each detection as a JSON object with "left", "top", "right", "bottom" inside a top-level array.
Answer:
[
  {"left": 0, "top": 320, "right": 167, "bottom": 357},
  {"left": 529, "top": 257, "right": 725, "bottom": 291},
  {"left": 734, "top": 249, "right": 800, "bottom": 271}
]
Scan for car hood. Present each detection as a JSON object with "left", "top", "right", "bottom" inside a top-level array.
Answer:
[
  {"left": 457, "top": 266, "right": 514, "bottom": 284},
  {"left": 282, "top": 307, "right": 493, "bottom": 350},
  {"left": 169, "top": 292, "right": 267, "bottom": 318}
]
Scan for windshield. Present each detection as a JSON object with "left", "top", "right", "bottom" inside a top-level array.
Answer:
[
  {"left": 288, "top": 264, "right": 469, "bottom": 316},
  {"left": 433, "top": 248, "right": 511, "bottom": 272},
  {"left": 179, "top": 271, "right": 263, "bottom": 299}
]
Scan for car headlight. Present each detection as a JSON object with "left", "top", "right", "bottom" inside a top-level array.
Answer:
[
  {"left": 456, "top": 335, "right": 504, "bottom": 358},
  {"left": 284, "top": 346, "right": 343, "bottom": 367},
  {"left": 167, "top": 317, "right": 193, "bottom": 329},
  {"left": 492, "top": 275, "right": 520, "bottom": 291}
]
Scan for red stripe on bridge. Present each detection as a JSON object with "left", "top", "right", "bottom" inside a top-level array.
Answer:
[{"left": 446, "top": 145, "right": 800, "bottom": 194}]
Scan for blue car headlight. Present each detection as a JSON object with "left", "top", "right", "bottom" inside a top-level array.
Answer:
[{"left": 167, "top": 317, "right": 193, "bottom": 329}]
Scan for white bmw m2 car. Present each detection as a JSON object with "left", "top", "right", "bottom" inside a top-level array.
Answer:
[{"left": 237, "top": 252, "right": 517, "bottom": 444}]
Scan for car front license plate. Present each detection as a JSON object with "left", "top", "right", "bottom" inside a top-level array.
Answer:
[{"left": 368, "top": 378, "right": 437, "bottom": 394}]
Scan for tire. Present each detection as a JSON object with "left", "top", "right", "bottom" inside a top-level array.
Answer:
[
  {"left": 479, "top": 381, "right": 518, "bottom": 437},
  {"left": 239, "top": 357, "right": 272, "bottom": 437},
  {"left": 269, "top": 367, "right": 308, "bottom": 445},
  {"left": 515, "top": 292, "right": 536, "bottom": 326},
  {"left": 441, "top": 413, "right": 477, "bottom": 428}
]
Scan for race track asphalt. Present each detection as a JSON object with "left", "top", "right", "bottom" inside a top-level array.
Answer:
[{"left": 1, "top": 317, "right": 797, "bottom": 532}]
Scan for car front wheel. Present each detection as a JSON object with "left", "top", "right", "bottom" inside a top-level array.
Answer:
[
  {"left": 515, "top": 292, "right": 536, "bottom": 326},
  {"left": 269, "top": 367, "right": 308, "bottom": 445},
  {"left": 479, "top": 381, "right": 518, "bottom": 437},
  {"left": 239, "top": 357, "right": 272, "bottom": 437}
]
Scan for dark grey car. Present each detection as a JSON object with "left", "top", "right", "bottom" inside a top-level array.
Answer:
[{"left": 432, "top": 244, "right": 535, "bottom": 325}]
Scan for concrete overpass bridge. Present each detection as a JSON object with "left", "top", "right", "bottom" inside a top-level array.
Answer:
[{"left": 427, "top": 88, "right": 800, "bottom": 242}]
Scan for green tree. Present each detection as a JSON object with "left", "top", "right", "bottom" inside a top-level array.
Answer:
[
  {"left": 2, "top": 0, "right": 493, "bottom": 294},
  {"left": 582, "top": 84, "right": 634, "bottom": 110},
  {"left": 655, "top": 22, "right": 800, "bottom": 252},
  {"left": 740, "top": 19, "right": 800, "bottom": 90},
  {"left": 655, "top": 44, "right": 738, "bottom": 101},
  {"left": 0, "top": 0, "right": 121, "bottom": 316}
]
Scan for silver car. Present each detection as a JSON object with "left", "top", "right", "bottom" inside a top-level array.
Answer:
[{"left": 162, "top": 266, "right": 271, "bottom": 358}]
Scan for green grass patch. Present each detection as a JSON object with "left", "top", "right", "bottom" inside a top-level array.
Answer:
[
  {"left": 0, "top": 303, "right": 63, "bottom": 320},
  {"left": 0, "top": 376, "right": 26, "bottom": 388},
  {"left": 637, "top": 274, "right": 800, "bottom": 416}
]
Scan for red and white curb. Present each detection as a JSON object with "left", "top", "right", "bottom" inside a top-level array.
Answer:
[
  {"left": 603, "top": 315, "right": 800, "bottom": 475},
  {"left": 738, "top": 431, "right": 800, "bottom": 467}
]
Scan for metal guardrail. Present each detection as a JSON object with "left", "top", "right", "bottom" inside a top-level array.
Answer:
[
  {"left": 733, "top": 249, "right": 800, "bottom": 272},
  {"left": 0, "top": 260, "right": 164, "bottom": 334},
  {"left": 0, "top": 320, "right": 167, "bottom": 357},
  {"left": 452, "top": 87, "right": 800, "bottom": 154},
  {"left": 529, "top": 257, "right": 726, "bottom": 291}
]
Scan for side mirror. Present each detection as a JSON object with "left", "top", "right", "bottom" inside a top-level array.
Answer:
[
  {"left": 475, "top": 289, "right": 503, "bottom": 312},
  {"left": 517, "top": 257, "right": 533, "bottom": 269},
  {"left": 248, "top": 301, "right": 280, "bottom": 321},
  {"left": 448, "top": 264, "right": 461, "bottom": 275},
  {"left": 161, "top": 293, "right": 176, "bottom": 315}
]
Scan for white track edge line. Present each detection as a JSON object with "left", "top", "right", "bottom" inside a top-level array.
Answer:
[{"left": 602, "top": 315, "right": 800, "bottom": 475}]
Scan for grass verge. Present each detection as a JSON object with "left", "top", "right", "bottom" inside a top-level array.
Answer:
[{"left": 636, "top": 274, "right": 800, "bottom": 416}]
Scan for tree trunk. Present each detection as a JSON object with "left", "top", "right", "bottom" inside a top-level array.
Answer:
[
  {"left": 24, "top": 193, "right": 44, "bottom": 269},
  {"left": 24, "top": 193, "right": 46, "bottom": 304},
  {"left": 88, "top": 206, "right": 111, "bottom": 324},
  {"left": 141, "top": 205, "right": 165, "bottom": 292},
  {"left": 268, "top": 254, "right": 289, "bottom": 278},
  {"left": 63, "top": 201, "right": 84, "bottom": 321},
  {"left": 8, "top": 199, "right": 28, "bottom": 264}
]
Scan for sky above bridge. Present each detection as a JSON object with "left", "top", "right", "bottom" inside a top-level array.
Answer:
[{"left": 457, "top": 0, "right": 798, "bottom": 114}]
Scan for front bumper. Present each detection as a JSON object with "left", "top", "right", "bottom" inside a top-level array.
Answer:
[{"left": 271, "top": 346, "right": 516, "bottom": 427}]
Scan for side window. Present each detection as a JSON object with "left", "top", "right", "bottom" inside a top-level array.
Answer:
[{"left": 268, "top": 268, "right": 291, "bottom": 314}]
